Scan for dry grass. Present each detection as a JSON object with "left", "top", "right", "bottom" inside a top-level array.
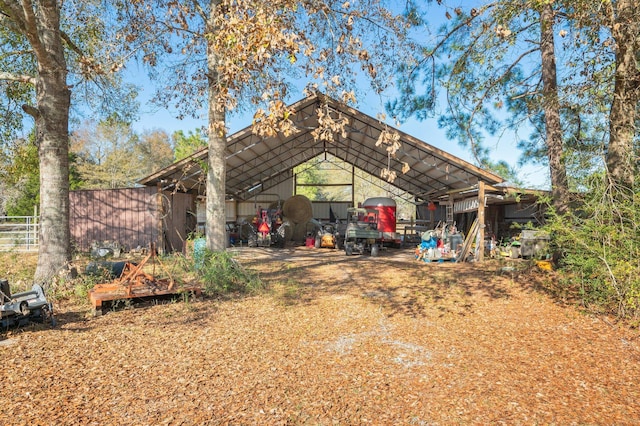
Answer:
[{"left": 0, "top": 251, "right": 38, "bottom": 289}]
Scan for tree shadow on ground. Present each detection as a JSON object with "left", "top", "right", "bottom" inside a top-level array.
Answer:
[
  {"left": 24, "top": 291, "right": 215, "bottom": 335},
  {"left": 237, "top": 247, "right": 534, "bottom": 319}
]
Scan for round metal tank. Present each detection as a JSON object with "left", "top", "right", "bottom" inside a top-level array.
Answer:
[{"left": 362, "top": 197, "right": 396, "bottom": 233}]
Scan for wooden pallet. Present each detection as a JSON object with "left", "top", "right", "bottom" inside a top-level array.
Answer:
[{"left": 422, "top": 256, "right": 456, "bottom": 263}]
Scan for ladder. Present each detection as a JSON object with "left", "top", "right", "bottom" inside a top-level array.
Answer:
[{"left": 445, "top": 202, "right": 454, "bottom": 224}]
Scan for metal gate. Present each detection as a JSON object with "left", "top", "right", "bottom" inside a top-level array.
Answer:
[{"left": 0, "top": 216, "right": 39, "bottom": 252}]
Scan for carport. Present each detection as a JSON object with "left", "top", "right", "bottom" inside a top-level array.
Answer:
[{"left": 140, "top": 94, "right": 538, "bottom": 260}]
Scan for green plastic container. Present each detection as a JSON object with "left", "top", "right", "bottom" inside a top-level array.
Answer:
[{"left": 193, "top": 238, "right": 206, "bottom": 269}]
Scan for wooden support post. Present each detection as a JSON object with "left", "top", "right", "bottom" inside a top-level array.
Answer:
[
  {"left": 157, "top": 184, "right": 165, "bottom": 255},
  {"left": 293, "top": 172, "right": 297, "bottom": 195},
  {"left": 477, "top": 181, "right": 485, "bottom": 262}
]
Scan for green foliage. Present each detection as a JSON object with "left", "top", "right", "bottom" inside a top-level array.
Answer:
[
  {"left": 294, "top": 157, "right": 329, "bottom": 201},
  {"left": 0, "top": 12, "right": 35, "bottom": 142},
  {"left": 0, "top": 1, "right": 139, "bottom": 139},
  {"left": 0, "top": 134, "right": 85, "bottom": 215},
  {"left": 195, "top": 249, "right": 264, "bottom": 297},
  {"left": 480, "top": 159, "right": 524, "bottom": 187},
  {"left": 68, "top": 151, "right": 83, "bottom": 191},
  {"left": 545, "top": 174, "right": 640, "bottom": 319},
  {"left": 173, "top": 129, "right": 207, "bottom": 161},
  {"left": 389, "top": 1, "right": 624, "bottom": 184},
  {"left": 70, "top": 119, "right": 174, "bottom": 188},
  {"left": 71, "top": 274, "right": 102, "bottom": 302},
  {"left": 0, "top": 136, "right": 39, "bottom": 216},
  {"left": 6, "top": 173, "right": 39, "bottom": 216}
]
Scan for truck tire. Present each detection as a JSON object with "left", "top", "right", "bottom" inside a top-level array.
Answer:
[{"left": 371, "top": 245, "right": 379, "bottom": 257}]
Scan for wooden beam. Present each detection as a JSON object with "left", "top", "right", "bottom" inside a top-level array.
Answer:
[
  {"left": 156, "top": 183, "right": 165, "bottom": 255},
  {"left": 477, "top": 181, "right": 485, "bottom": 262},
  {"left": 430, "top": 184, "right": 501, "bottom": 199}
]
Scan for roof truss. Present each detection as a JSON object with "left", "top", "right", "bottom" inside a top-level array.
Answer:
[{"left": 139, "top": 94, "right": 504, "bottom": 201}]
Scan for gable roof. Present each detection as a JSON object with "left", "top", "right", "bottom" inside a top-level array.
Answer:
[{"left": 139, "top": 94, "right": 505, "bottom": 201}]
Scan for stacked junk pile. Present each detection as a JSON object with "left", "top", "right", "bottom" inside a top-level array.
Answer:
[
  {"left": 415, "top": 222, "right": 467, "bottom": 263},
  {"left": 415, "top": 221, "right": 551, "bottom": 263}
]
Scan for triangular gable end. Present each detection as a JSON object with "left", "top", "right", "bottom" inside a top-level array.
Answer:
[{"left": 138, "top": 94, "right": 505, "bottom": 202}]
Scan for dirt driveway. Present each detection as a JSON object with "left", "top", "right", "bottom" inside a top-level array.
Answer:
[{"left": 2, "top": 246, "right": 639, "bottom": 424}]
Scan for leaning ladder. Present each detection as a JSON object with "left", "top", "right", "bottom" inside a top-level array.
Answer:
[{"left": 445, "top": 203, "right": 454, "bottom": 224}]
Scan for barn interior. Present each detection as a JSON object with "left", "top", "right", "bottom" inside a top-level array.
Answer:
[{"left": 136, "top": 94, "right": 544, "bottom": 252}]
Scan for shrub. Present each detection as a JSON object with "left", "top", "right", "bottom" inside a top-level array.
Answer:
[
  {"left": 195, "top": 249, "right": 264, "bottom": 297},
  {"left": 545, "top": 174, "right": 640, "bottom": 319}
]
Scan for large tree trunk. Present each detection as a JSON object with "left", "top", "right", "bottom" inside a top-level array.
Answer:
[
  {"left": 607, "top": 0, "right": 639, "bottom": 192},
  {"left": 30, "top": 0, "right": 71, "bottom": 282},
  {"left": 205, "top": 0, "right": 228, "bottom": 251},
  {"left": 540, "top": 3, "right": 570, "bottom": 214}
]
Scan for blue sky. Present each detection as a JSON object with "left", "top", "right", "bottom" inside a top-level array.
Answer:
[{"left": 125, "top": 0, "right": 551, "bottom": 190}]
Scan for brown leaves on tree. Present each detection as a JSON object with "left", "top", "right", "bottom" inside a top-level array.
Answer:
[
  {"left": 252, "top": 99, "right": 299, "bottom": 138},
  {"left": 310, "top": 104, "right": 349, "bottom": 143},
  {"left": 376, "top": 127, "right": 407, "bottom": 183}
]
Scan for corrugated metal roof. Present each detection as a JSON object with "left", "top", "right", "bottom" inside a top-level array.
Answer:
[{"left": 139, "top": 94, "right": 505, "bottom": 201}]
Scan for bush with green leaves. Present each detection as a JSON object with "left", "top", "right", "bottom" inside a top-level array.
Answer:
[
  {"left": 195, "top": 249, "right": 264, "bottom": 297},
  {"left": 545, "top": 173, "right": 640, "bottom": 319}
]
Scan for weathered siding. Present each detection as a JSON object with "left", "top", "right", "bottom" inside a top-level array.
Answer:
[
  {"left": 70, "top": 187, "right": 196, "bottom": 253},
  {"left": 70, "top": 187, "right": 156, "bottom": 252},
  {"left": 163, "top": 191, "right": 196, "bottom": 253}
]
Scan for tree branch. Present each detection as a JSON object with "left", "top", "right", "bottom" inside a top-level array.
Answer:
[
  {"left": 0, "top": 1, "right": 25, "bottom": 27},
  {"left": 60, "top": 30, "right": 84, "bottom": 57},
  {"left": 191, "top": 0, "right": 208, "bottom": 22},
  {"left": 409, "top": 2, "right": 499, "bottom": 78},
  {"left": 21, "top": 103, "right": 39, "bottom": 118},
  {"left": 0, "top": 71, "right": 36, "bottom": 85},
  {"left": 0, "top": 48, "right": 34, "bottom": 62},
  {"left": 17, "top": 0, "right": 49, "bottom": 64}
]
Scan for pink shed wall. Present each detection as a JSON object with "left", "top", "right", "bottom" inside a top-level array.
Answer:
[{"left": 70, "top": 187, "right": 195, "bottom": 253}]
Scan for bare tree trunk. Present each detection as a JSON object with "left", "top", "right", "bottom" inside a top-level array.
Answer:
[
  {"left": 607, "top": 0, "right": 639, "bottom": 192},
  {"left": 205, "top": 0, "right": 228, "bottom": 251},
  {"left": 28, "top": 0, "right": 71, "bottom": 282},
  {"left": 540, "top": 3, "right": 570, "bottom": 214}
]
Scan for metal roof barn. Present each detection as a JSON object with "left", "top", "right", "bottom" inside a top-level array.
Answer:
[{"left": 139, "top": 94, "right": 506, "bottom": 202}]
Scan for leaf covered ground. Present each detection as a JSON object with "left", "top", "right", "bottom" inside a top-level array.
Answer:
[{"left": 1, "top": 247, "right": 639, "bottom": 425}]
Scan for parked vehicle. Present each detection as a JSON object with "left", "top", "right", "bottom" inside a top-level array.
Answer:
[
  {"left": 343, "top": 208, "right": 382, "bottom": 256},
  {"left": 362, "top": 197, "right": 402, "bottom": 248},
  {"left": 247, "top": 205, "right": 285, "bottom": 248},
  {"left": 315, "top": 223, "right": 342, "bottom": 249}
]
